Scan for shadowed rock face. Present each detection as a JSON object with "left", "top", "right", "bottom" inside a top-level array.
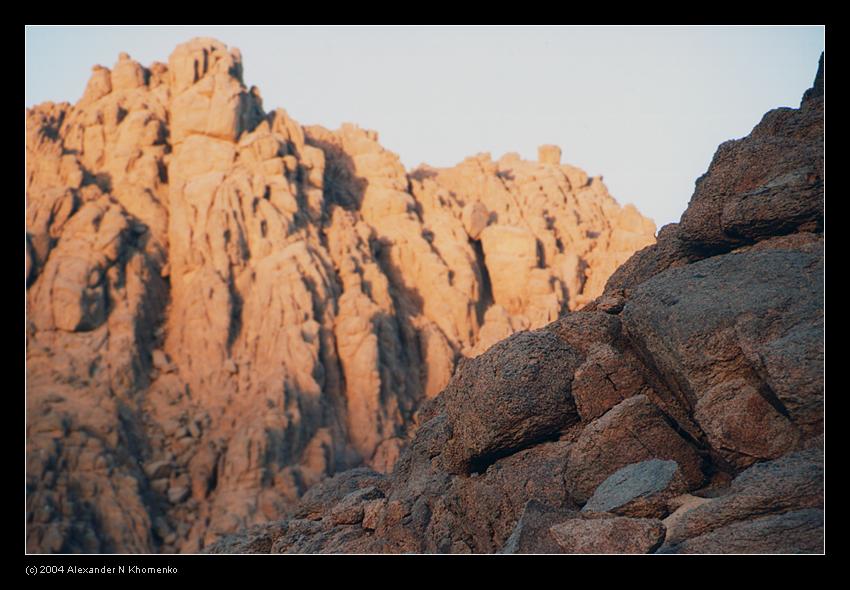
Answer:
[
  {"left": 26, "top": 38, "right": 656, "bottom": 553},
  {"left": 206, "top": 54, "right": 824, "bottom": 555}
]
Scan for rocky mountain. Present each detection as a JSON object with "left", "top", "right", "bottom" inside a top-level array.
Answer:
[
  {"left": 25, "top": 38, "right": 656, "bottom": 553},
  {"left": 206, "top": 54, "right": 825, "bottom": 554}
]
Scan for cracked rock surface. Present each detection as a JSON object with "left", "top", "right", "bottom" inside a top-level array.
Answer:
[
  {"left": 207, "top": 54, "right": 823, "bottom": 555},
  {"left": 26, "top": 38, "right": 657, "bottom": 553}
]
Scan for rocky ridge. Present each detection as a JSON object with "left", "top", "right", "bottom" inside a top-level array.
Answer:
[
  {"left": 26, "top": 39, "right": 655, "bottom": 553},
  {"left": 206, "top": 54, "right": 824, "bottom": 554}
]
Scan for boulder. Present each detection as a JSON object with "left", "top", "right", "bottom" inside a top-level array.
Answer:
[
  {"left": 678, "top": 56, "right": 823, "bottom": 253},
  {"left": 440, "top": 329, "right": 581, "bottom": 474},
  {"left": 582, "top": 459, "right": 687, "bottom": 518},
  {"left": 538, "top": 144, "right": 562, "bottom": 165},
  {"left": 659, "top": 509, "right": 823, "bottom": 554},
  {"left": 461, "top": 201, "right": 489, "bottom": 240},
  {"left": 660, "top": 448, "right": 823, "bottom": 549},
  {"left": 622, "top": 247, "right": 823, "bottom": 460},
  {"left": 565, "top": 395, "right": 705, "bottom": 502}
]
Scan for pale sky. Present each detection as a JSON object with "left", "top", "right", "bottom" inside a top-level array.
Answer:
[{"left": 24, "top": 25, "right": 824, "bottom": 229}]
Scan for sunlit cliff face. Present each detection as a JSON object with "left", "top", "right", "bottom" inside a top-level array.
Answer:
[{"left": 25, "top": 38, "right": 656, "bottom": 553}]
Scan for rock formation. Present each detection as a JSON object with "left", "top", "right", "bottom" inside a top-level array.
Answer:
[
  {"left": 26, "top": 38, "right": 655, "bottom": 553},
  {"left": 206, "top": 54, "right": 824, "bottom": 555}
]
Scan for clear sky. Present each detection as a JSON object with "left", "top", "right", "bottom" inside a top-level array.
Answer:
[{"left": 25, "top": 25, "right": 824, "bottom": 229}]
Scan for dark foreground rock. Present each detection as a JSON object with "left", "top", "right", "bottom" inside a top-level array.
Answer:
[
  {"left": 202, "top": 54, "right": 824, "bottom": 554},
  {"left": 550, "top": 515, "right": 666, "bottom": 554}
]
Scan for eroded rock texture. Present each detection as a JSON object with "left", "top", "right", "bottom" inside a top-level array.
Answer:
[
  {"left": 26, "top": 38, "right": 656, "bottom": 553},
  {"left": 208, "top": 54, "right": 824, "bottom": 555}
]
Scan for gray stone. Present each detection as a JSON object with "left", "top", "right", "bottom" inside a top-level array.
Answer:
[{"left": 582, "top": 459, "right": 685, "bottom": 518}]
